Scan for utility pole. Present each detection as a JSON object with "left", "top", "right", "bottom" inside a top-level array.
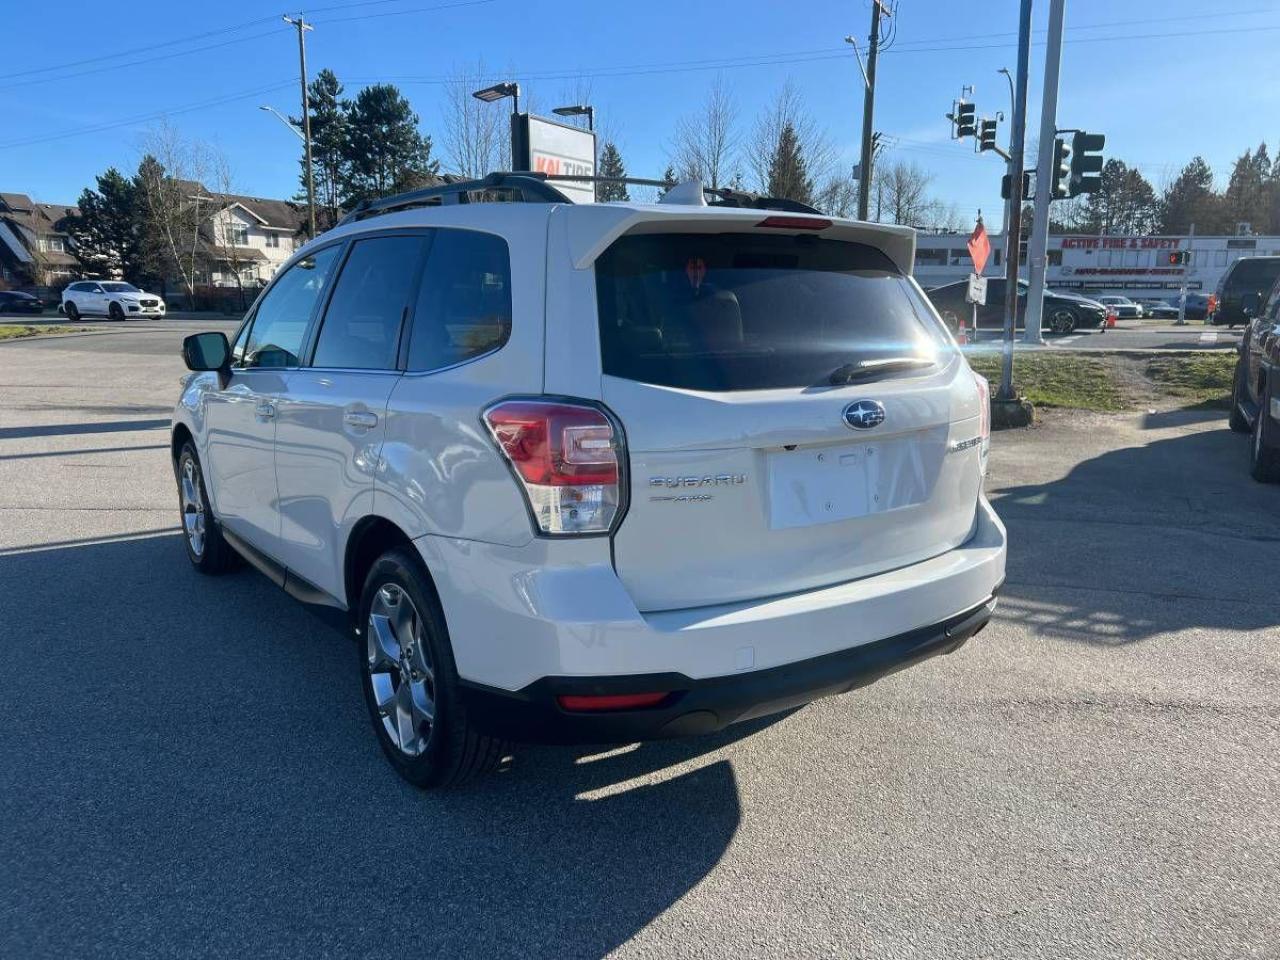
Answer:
[
  {"left": 284, "top": 13, "right": 316, "bottom": 239},
  {"left": 1176, "top": 221, "right": 1195, "bottom": 324},
  {"left": 1023, "top": 0, "right": 1066, "bottom": 344},
  {"left": 856, "top": 0, "right": 888, "bottom": 221},
  {"left": 999, "top": 0, "right": 1034, "bottom": 401}
]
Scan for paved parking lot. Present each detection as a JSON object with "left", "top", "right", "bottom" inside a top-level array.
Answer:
[{"left": 1, "top": 325, "right": 1277, "bottom": 959}]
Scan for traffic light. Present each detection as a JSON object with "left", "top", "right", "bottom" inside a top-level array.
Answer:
[
  {"left": 954, "top": 101, "right": 976, "bottom": 139},
  {"left": 978, "top": 118, "right": 998, "bottom": 152},
  {"left": 1051, "top": 137, "right": 1072, "bottom": 199},
  {"left": 1069, "top": 131, "right": 1105, "bottom": 196},
  {"left": 1001, "top": 171, "right": 1032, "bottom": 201},
  {"left": 1167, "top": 250, "right": 1190, "bottom": 265}
]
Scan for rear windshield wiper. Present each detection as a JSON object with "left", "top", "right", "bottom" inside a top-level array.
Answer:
[{"left": 828, "top": 356, "right": 936, "bottom": 385}]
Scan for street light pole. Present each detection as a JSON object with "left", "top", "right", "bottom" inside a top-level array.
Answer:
[
  {"left": 1023, "top": 0, "right": 1066, "bottom": 344},
  {"left": 999, "top": 0, "right": 1034, "bottom": 402},
  {"left": 259, "top": 105, "right": 305, "bottom": 142},
  {"left": 283, "top": 14, "right": 316, "bottom": 239},
  {"left": 856, "top": 0, "right": 887, "bottom": 221}
]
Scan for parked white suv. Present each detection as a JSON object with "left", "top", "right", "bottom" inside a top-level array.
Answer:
[
  {"left": 171, "top": 174, "right": 1006, "bottom": 787},
  {"left": 63, "top": 280, "right": 166, "bottom": 320}
]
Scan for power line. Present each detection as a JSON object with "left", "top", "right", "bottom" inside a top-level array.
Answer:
[
  {"left": 312, "top": 0, "right": 498, "bottom": 26},
  {"left": 0, "top": 81, "right": 297, "bottom": 151},
  {"left": 0, "top": 15, "right": 279, "bottom": 81},
  {"left": 0, "top": 27, "right": 289, "bottom": 92}
]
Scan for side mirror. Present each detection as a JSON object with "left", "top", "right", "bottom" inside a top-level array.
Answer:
[{"left": 182, "top": 332, "right": 231, "bottom": 386}]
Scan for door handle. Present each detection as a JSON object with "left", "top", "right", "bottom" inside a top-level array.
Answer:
[
  {"left": 255, "top": 400, "right": 276, "bottom": 420},
  {"left": 344, "top": 410, "right": 378, "bottom": 429}
]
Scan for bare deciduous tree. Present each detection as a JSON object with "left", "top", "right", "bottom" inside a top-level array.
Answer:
[
  {"left": 443, "top": 63, "right": 509, "bottom": 178},
  {"left": 749, "top": 81, "right": 835, "bottom": 197},
  {"left": 872, "top": 159, "right": 935, "bottom": 226},
  {"left": 137, "top": 121, "right": 212, "bottom": 300},
  {"left": 210, "top": 148, "right": 249, "bottom": 311},
  {"left": 670, "top": 75, "right": 739, "bottom": 189}
]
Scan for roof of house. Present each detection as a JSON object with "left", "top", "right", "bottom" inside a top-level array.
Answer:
[
  {"left": 0, "top": 192, "right": 79, "bottom": 237},
  {"left": 187, "top": 186, "right": 307, "bottom": 233}
]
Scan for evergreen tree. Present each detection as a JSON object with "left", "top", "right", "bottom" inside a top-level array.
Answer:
[
  {"left": 293, "top": 69, "right": 349, "bottom": 229},
  {"left": 1223, "top": 145, "right": 1272, "bottom": 232},
  {"left": 597, "top": 142, "right": 629, "bottom": 201},
  {"left": 1080, "top": 159, "right": 1157, "bottom": 234},
  {"left": 1158, "top": 156, "right": 1221, "bottom": 234},
  {"left": 68, "top": 168, "right": 140, "bottom": 280},
  {"left": 341, "top": 84, "right": 439, "bottom": 206},
  {"left": 766, "top": 121, "right": 813, "bottom": 205},
  {"left": 656, "top": 164, "right": 677, "bottom": 199}
]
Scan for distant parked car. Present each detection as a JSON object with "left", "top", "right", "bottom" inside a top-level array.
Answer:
[
  {"left": 1169, "top": 292, "right": 1210, "bottom": 321},
  {"left": 926, "top": 278, "right": 1108, "bottom": 335},
  {"left": 1227, "top": 275, "right": 1280, "bottom": 481},
  {"left": 1210, "top": 257, "right": 1280, "bottom": 327},
  {"left": 61, "top": 281, "right": 166, "bottom": 321},
  {"left": 0, "top": 290, "right": 45, "bottom": 315},
  {"left": 1134, "top": 298, "right": 1179, "bottom": 319},
  {"left": 1096, "top": 295, "right": 1144, "bottom": 319}
]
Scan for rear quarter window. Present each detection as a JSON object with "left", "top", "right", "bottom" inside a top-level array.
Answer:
[{"left": 595, "top": 233, "right": 946, "bottom": 391}]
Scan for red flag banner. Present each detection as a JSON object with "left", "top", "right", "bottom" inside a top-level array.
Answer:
[{"left": 967, "top": 219, "right": 991, "bottom": 275}]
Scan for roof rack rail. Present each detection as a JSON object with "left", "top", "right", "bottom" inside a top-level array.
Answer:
[
  {"left": 336, "top": 173, "right": 572, "bottom": 226},
  {"left": 335, "top": 171, "right": 826, "bottom": 226}
]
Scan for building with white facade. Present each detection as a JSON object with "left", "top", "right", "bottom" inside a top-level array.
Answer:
[
  {"left": 194, "top": 191, "right": 307, "bottom": 288},
  {"left": 913, "top": 231, "right": 1280, "bottom": 299}
]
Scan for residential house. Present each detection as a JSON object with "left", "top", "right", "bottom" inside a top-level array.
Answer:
[
  {"left": 191, "top": 188, "right": 307, "bottom": 288},
  {"left": 0, "top": 192, "right": 80, "bottom": 290}
]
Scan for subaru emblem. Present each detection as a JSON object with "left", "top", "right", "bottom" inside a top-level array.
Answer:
[{"left": 842, "top": 399, "right": 886, "bottom": 430}]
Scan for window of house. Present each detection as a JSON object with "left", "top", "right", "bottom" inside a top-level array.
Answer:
[
  {"left": 240, "top": 244, "right": 341, "bottom": 368},
  {"left": 41, "top": 237, "right": 65, "bottom": 253},
  {"left": 226, "top": 222, "right": 249, "bottom": 245},
  {"left": 408, "top": 229, "right": 512, "bottom": 373},
  {"left": 311, "top": 235, "right": 426, "bottom": 370},
  {"left": 265, "top": 233, "right": 280, "bottom": 248}
]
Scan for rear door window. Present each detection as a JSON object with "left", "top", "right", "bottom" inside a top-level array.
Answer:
[
  {"left": 311, "top": 234, "right": 426, "bottom": 370},
  {"left": 595, "top": 233, "right": 945, "bottom": 391},
  {"left": 241, "top": 245, "right": 341, "bottom": 368},
  {"left": 406, "top": 229, "right": 512, "bottom": 373}
]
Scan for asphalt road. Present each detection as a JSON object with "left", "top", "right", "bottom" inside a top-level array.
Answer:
[
  {"left": 1, "top": 326, "right": 1277, "bottom": 959},
  {"left": 965, "top": 321, "right": 1244, "bottom": 353}
]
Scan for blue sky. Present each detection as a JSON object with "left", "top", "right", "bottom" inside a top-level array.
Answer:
[{"left": 5, "top": 0, "right": 1280, "bottom": 229}]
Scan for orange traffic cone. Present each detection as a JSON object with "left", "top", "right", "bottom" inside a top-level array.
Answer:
[{"left": 957, "top": 315, "right": 969, "bottom": 345}]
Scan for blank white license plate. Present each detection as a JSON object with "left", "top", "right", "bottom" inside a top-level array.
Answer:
[{"left": 766, "top": 438, "right": 931, "bottom": 530}]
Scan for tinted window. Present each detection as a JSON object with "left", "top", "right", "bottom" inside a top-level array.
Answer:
[
  {"left": 1227, "top": 258, "right": 1280, "bottom": 292},
  {"left": 101, "top": 282, "right": 138, "bottom": 293},
  {"left": 312, "top": 235, "right": 426, "bottom": 370},
  {"left": 407, "top": 229, "right": 512, "bottom": 372},
  {"left": 242, "top": 245, "right": 340, "bottom": 368},
  {"left": 596, "top": 233, "right": 945, "bottom": 391}
]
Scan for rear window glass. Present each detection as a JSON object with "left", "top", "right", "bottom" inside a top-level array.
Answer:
[
  {"left": 1227, "top": 258, "right": 1280, "bottom": 288},
  {"left": 595, "top": 233, "right": 945, "bottom": 391}
]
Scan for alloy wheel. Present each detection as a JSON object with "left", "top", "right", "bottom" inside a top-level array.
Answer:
[
  {"left": 1049, "top": 309, "right": 1076, "bottom": 334},
  {"left": 367, "top": 584, "right": 436, "bottom": 757},
  {"left": 179, "top": 457, "right": 206, "bottom": 557}
]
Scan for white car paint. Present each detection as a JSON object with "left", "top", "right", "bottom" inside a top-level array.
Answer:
[
  {"left": 63, "top": 280, "right": 166, "bottom": 319},
  {"left": 173, "top": 196, "right": 1006, "bottom": 715}
]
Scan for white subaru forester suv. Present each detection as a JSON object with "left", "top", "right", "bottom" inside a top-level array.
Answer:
[{"left": 171, "top": 174, "right": 1006, "bottom": 787}]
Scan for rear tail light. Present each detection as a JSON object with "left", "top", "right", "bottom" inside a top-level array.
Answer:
[
  {"left": 756, "top": 215, "right": 833, "bottom": 231},
  {"left": 483, "top": 399, "right": 625, "bottom": 536},
  {"left": 973, "top": 371, "right": 991, "bottom": 472}
]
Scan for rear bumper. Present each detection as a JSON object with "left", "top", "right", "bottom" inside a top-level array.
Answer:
[
  {"left": 459, "top": 592, "right": 998, "bottom": 744},
  {"left": 417, "top": 497, "right": 1007, "bottom": 742}
]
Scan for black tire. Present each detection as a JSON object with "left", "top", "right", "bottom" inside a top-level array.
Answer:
[
  {"left": 1249, "top": 379, "right": 1280, "bottom": 483},
  {"left": 64, "top": 301, "right": 79, "bottom": 321},
  {"left": 1047, "top": 307, "right": 1078, "bottom": 335},
  {"left": 109, "top": 301, "right": 125, "bottom": 321},
  {"left": 1228, "top": 358, "right": 1252, "bottom": 433},
  {"left": 358, "top": 547, "right": 507, "bottom": 788},
  {"left": 175, "top": 442, "right": 238, "bottom": 574}
]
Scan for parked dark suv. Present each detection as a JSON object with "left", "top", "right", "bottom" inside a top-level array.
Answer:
[
  {"left": 1210, "top": 256, "right": 1280, "bottom": 327},
  {"left": 926, "top": 278, "right": 1108, "bottom": 335},
  {"left": 1227, "top": 273, "right": 1280, "bottom": 481}
]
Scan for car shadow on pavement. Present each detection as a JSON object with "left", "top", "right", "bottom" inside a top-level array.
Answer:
[
  {"left": 990, "top": 423, "right": 1280, "bottom": 647},
  {"left": 0, "top": 531, "right": 778, "bottom": 959},
  {"left": 0, "top": 417, "right": 170, "bottom": 441}
]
